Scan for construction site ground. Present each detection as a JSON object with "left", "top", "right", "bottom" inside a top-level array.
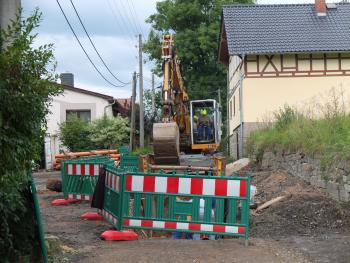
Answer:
[{"left": 34, "top": 168, "right": 350, "bottom": 263}]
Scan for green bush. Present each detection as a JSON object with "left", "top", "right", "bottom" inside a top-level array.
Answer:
[
  {"left": 59, "top": 115, "right": 130, "bottom": 151},
  {"left": 0, "top": 9, "right": 61, "bottom": 262},
  {"left": 273, "top": 105, "right": 298, "bottom": 131},
  {"left": 59, "top": 115, "right": 91, "bottom": 152},
  {"left": 131, "top": 147, "right": 153, "bottom": 156},
  {"left": 89, "top": 116, "right": 130, "bottom": 149}
]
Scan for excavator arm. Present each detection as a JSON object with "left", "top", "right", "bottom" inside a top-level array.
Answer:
[{"left": 153, "top": 35, "right": 191, "bottom": 165}]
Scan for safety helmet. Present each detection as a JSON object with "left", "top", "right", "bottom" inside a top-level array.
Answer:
[{"left": 201, "top": 109, "right": 207, "bottom": 116}]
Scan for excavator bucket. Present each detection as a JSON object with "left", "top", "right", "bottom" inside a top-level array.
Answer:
[{"left": 153, "top": 122, "right": 180, "bottom": 165}]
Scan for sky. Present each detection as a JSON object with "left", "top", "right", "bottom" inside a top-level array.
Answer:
[{"left": 21, "top": 0, "right": 341, "bottom": 99}]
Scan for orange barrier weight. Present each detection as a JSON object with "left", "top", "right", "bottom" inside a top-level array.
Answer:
[
  {"left": 51, "top": 198, "right": 80, "bottom": 206},
  {"left": 100, "top": 231, "right": 138, "bottom": 241},
  {"left": 80, "top": 212, "right": 105, "bottom": 221}
]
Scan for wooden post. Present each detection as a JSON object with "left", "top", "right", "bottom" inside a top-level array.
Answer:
[
  {"left": 139, "top": 34, "right": 144, "bottom": 148},
  {"left": 130, "top": 72, "right": 137, "bottom": 151}
]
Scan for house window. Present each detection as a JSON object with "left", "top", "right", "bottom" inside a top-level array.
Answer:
[
  {"left": 238, "top": 90, "right": 241, "bottom": 110},
  {"left": 233, "top": 96, "right": 236, "bottom": 116},
  {"left": 66, "top": 110, "right": 91, "bottom": 122},
  {"left": 229, "top": 100, "right": 232, "bottom": 120}
]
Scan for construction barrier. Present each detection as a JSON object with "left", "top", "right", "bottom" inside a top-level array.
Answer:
[
  {"left": 119, "top": 155, "right": 139, "bottom": 172},
  {"left": 61, "top": 156, "right": 114, "bottom": 201},
  {"left": 99, "top": 167, "right": 251, "bottom": 245},
  {"left": 52, "top": 155, "right": 140, "bottom": 206},
  {"left": 118, "top": 146, "right": 130, "bottom": 156}
]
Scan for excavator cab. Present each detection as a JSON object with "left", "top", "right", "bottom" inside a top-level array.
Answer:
[{"left": 190, "top": 99, "right": 221, "bottom": 150}]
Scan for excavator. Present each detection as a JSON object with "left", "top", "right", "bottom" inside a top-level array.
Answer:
[{"left": 152, "top": 35, "right": 222, "bottom": 166}]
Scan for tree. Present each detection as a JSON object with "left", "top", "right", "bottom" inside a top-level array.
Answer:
[
  {"left": 0, "top": 9, "right": 61, "bottom": 261},
  {"left": 143, "top": 0, "right": 253, "bottom": 140},
  {"left": 144, "top": 89, "right": 162, "bottom": 121},
  {"left": 143, "top": 89, "right": 162, "bottom": 141}
]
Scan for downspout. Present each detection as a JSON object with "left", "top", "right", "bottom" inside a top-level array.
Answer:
[
  {"left": 226, "top": 70, "right": 230, "bottom": 156},
  {"left": 239, "top": 54, "right": 245, "bottom": 157},
  {"left": 104, "top": 100, "right": 116, "bottom": 117}
]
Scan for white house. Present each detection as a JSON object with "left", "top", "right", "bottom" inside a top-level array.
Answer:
[{"left": 44, "top": 74, "right": 116, "bottom": 170}]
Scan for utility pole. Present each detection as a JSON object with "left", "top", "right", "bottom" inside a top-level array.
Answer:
[
  {"left": 151, "top": 73, "right": 155, "bottom": 119},
  {"left": 129, "top": 72, "right": 137, "bottom": 151},
  {"left": 138, "top": 34, "right": 144, "bottom": 148}
]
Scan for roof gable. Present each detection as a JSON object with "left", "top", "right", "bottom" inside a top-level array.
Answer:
[{"left": 221, "top": 3, "right": 350, "bottom": 56}]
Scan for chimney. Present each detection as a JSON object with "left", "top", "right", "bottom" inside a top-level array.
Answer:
[
  {"left": 60, "top": 73, "right": 74, "bottom": 87},
  {"left": 315, "top": 0, "right": 327, "bottom": 16}
]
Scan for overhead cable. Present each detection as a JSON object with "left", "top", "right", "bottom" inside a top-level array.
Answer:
[
  {"left": 70, "top": 0, "right": 130, "bottom": 85},
  {"left": 56, "top": 0, "right": 130, "bottom": 88}
]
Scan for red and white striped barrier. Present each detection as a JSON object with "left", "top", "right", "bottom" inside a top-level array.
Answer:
[
  {"left": 102, "top": 209, "right": 118, "bottom": 225},
  {"left": 66, "top": 164, "right": 101, "bottom": 176},
  {"left": 124, "top": 219, "right": 245, "bottom": 234},
  {"left": 67, "top": 194, "right": 92, "bottom": 201},
  {"left": 125, "top": 175, "right": 247, "bottom": 197},
  {"left": 105, "top": 171, "right": 120, "bottom": 192}
]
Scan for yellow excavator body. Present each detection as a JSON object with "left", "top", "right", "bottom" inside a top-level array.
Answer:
[{"left": 152, "top": 35, "right": 221, "bottom": 165}]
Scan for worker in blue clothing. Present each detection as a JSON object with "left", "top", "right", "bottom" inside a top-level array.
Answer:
[{"left": 197, "top": 109, "right": 213, "bottom": 141}]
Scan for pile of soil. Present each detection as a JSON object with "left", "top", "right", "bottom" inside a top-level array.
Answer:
[{"left": 250, "top": 169, "right": 350, "bottom": 238}]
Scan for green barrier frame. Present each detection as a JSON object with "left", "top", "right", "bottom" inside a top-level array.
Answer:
[
  {"left": 101, "top": 168, "right": 251, "bottom": 245},
  {"left": 118, "top": 146, "right": 130, "bottom": 156},
  {"left": 119, "top": 155, "right": 139, "bottom": 172},
  {"left": 61, "top": 156, "right": 115, "bottom": 200}
]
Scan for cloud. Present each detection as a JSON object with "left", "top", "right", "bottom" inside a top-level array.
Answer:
[
  {"left": 33, "top": 33, "right": 136, "bottom": 85},
  {"left": 22, "top": 0, "right": 156, "bottom": 37},
  {"left": 22, "top": 0, "right": 159, "bottom": 98}
]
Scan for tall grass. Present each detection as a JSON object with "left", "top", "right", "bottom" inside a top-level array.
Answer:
[{"left": 247, "top": 89, "right": 350, "bottom": 169}]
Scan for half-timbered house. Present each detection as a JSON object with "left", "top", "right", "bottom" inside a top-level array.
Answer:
[{"left": 218, "top": 0, "right": 350, "bottom": 159}]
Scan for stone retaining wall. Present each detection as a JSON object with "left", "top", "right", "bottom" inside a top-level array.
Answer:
[{"left": 260, "top": 151, "right": 350, "bottom": 202}]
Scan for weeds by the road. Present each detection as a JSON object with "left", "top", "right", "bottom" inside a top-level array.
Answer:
[{"left": 247, "top": 88, "right": 350, "bottom": 170}]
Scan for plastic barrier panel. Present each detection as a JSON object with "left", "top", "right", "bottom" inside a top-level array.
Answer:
[
  {"left": 61, "top": 156, "right": 114, "bottom": 201},
  {"left": 100, "top": 169, "right": 251, "bottom": 245}
]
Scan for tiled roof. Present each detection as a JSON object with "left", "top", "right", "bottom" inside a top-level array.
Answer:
[
  {"left": 63, "top": 85, "right": 114, "bottom": 101},
  {"left": 222, "top": 3, "right": 350, "bottom": 55}
]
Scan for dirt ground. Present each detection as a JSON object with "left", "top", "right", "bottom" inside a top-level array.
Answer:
[
  {"left": 250, "top": 169, "right": 350, "bottom": 238},
  {"left": 34, "top": 168, "right": 350, "bottom": 263}
]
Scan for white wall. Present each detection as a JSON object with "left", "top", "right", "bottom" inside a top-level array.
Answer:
[
  {"left": 0, "top": 0, "right": 20, "bottom": 30},
  {"left": 45, "top": 89, "right": 113, "bottom": 169},
  {"left": 228, "top": 55, "right": 244, "bottom": 134}
]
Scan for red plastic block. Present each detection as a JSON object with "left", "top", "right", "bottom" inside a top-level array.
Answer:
[
  {"left": 51, "top": 198, "right": 78, "bottom": 206},
  {"left": 80, "top": 212, "right": 104, "bottom": 221},
  {"left": 100, "top": 230, "right": 138, "bottom": 241}
]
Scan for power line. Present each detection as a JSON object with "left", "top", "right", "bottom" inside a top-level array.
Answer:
[
  {"left": 105, "top": 0, "right": 137, "bottom": 59},
  {"left": 125, "top": 0, "right": 144, "bottom": 37},
  {"left": 56, "top": 0, "right": 129, "bottom": 88},
  {"left": 110, "top": 0, "right": 137, "bottom": 36},
  {"left": 69, "top": 0, "right": 130, "bottom": 85},
  {"left": 128, "top": 0, "right": 147, "bottom": 40},
  {"left": 107, "top": 0, "right": 137, "bottom": 37},
  {"left": 119, "top": 0, "right": 139, "bottom": 35}
]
